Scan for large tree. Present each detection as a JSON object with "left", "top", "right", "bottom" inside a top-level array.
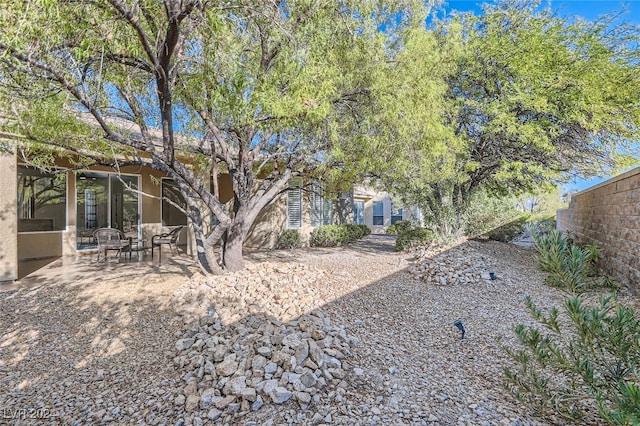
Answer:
[
  {"left": 0, "top": 0, "right": 424, "bottom": 273},
  {"left": 373, "top": 1, "right": 640, "bottom": 237}
]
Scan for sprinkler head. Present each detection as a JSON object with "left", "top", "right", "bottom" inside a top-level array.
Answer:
[{"left": 454, "top": 319, "right": 466, "bottom": 339}]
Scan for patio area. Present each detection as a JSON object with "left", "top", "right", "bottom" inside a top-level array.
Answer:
[
  {"left": 0, "top": 249, "right": 196, "bottom": 424},
  {"left": 4, "top": 249, "right": 199, "bottom": 293}
]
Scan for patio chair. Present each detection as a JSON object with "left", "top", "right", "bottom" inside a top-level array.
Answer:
[
  {"left": 93, "top": 228, "right": 131, "bottom": 261},
  {"left": 151, "top": 225, "right": 184, "bottom": 264}
]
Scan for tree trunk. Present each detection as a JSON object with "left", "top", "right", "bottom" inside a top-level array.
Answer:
[
  {"left": 223, "top": 227, "right": 245, "bottom": 272},
  {"left": 194, "top": 229, "right": 224, "bottom": 275}
]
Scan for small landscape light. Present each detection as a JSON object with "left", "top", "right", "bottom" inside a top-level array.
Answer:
[{"left": 454, "top": 319, "right": 465, "bottom": 339}]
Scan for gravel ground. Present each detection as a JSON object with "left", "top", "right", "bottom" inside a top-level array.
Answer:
[
  {"left": 0, "top": 235, "right": 616, "bottom": 425},
  {"left": 242, "top": 235, "right": 565, "bottom": 425},
  {"left": 0, "top": 264, "right": 192, "bottom": 425}
]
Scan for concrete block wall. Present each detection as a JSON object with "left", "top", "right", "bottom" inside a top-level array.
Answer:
[{"left": 556, "top": 167, "right": 640, "bottom": 291}]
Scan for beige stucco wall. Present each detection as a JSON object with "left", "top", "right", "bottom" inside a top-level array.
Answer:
[
  {"left": 246, "top": 195, "right": 287, "bottom": 249},
  {"left": 18, "top": 233, "right": 63, "bottom": 260},
  {"left": 557, "top": 167, "right": 640, "bottom": 291},
  {"left": 355, "top": 189, "right": 412, "bottom": 234},
  {"left": 0, "top": 149, "right": 17, "bottom": 281},
  {"left": 245, "top": 186, "right": 331, "bottom": 249}
]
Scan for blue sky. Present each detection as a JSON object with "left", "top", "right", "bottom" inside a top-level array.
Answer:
[
  {"left": 438, "top": 1, "right": 640, "bottom": 193},
  {"left": 440, "top": 0, "right": 640, "bottom": 22}
]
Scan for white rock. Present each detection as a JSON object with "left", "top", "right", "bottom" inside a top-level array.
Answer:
[
  {"left": 207, "top": 408, "right": 222, "bottom": 420},
  {"left": 224, "top": 376, "right": 247, "bottom": 396},
  {"left": 264, "top": 362, "right": 278, "bottom": 375},
  {"left": 216, "top": 359, "right": 238, "bottom": 377},
  {"left": 269, "top": 386, "right": 293, "bottom": 404},
  {"left": 252, "top": 355, "right": 267, "bottom": 371},
  {"left": 307, "top": 339, "right": 324, "bottom": 367},
  {"left": 257, "top": 346, "right": 272, "bottom": 357},
  {"left": 252, "top": 395, "right": 264, "bottom": 411},
  {"left": 262, "top": 379, "right": 279, "bottom": 396},
  {"left": 175, "top": 338, "right": 195, "bottom": 351},
  {"left": 199, "top": 388, "right": 218, "bottom": 409}
]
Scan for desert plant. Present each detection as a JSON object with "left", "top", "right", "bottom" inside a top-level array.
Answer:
[
  {"left": 532, "top": 229, "right": 605, "bottom": 293},
  {"left": 310, "top": 225, "right": 344, "bottom": 247},
  {"left": 310, "top": 224, "right": 370, "bottom": 247},
  {"left": 275, "top": 229, "right": 301, "bottom": 249},
  {"left": 395, "top": 227, "right": 435, "bottom": 251},
  {"left": 358, "top": 224, "right": 371, "bottom": 237},
  {"left": 386, "top": 220, "right": 413, "bottom": 235},
  {"left": 502, "top": 295, "right": 640, "bottom": 424},
  {"left": 484, "top": 215, "right": 530, "bottom": 242}
]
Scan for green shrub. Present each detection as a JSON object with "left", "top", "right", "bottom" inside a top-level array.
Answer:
[
  {"left": 532, "top": 229, "right": 607, "bottom": 293},
  {"left": 358, "top": 224, "right": 371, "bottom": 237},
  {"left": 343, "top": 223, "right": 366, "bottom": 241},
  {"left": 395, "top": 227, "right": 435, "bottom": 251},
  {"left": 502, "top": 295, "right": 640, "bottom": 424},
  {"left": 484, "top": 215, "right": 529, "bottom": 242},
  {"left": 275, "top": 229, "right": 301, "bottom": 249},
  {"left": 310, "top": 225, "right": 343, "bottom": 247},
  {"left": 310, "top": 224, "right": 370, "bottom": 247},
  {"left": 386, "top": 220, "right": 413, "bottom": 235}
]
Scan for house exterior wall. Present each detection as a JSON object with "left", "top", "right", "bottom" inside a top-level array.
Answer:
[
  {"left": 246, "top": 195, "right": 287, "bottom": 249},
  {"left": 556, "top": 167, "right": 640, "bottom": 291},
  {"left": 18, "top": 233, "right": 63, "bottom": 259},
  {"left": 244, "top": 183, "right": 415, "bottom": 250},
  {"left": 0, "top": 149, "right": 18, "bottom": 282},
  {"left": 16, "top": 160, "right": 176, "bottom": 267},
  {"left": 354, "top": 186, "right": 412, "bottom": 233},
  {"left": 245, "top": 185, "right": 317, "bottom": 248}
]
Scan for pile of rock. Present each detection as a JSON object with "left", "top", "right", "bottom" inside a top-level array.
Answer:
[
  {"left": 171, "top": 261, "right": 358, "bottom": 424},
  {"left": 172, "top": 262, "right": 329, "bottom": 324},
  {"left": 409, "top": 241, "right": 496, "bottom": 285},
  {"left": 173, "top": 309, "right": 355, "bottom": 423}
]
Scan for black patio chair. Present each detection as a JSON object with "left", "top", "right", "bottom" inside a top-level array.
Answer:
[{"left": 151, "top": 225, "right": 184, "bottom": 264}]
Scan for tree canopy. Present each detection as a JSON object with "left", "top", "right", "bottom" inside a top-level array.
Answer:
[
  {"left": 1, "top": 0, "right": 638, "bottom": 264},
  {"left": 0, "top": 0, "right": 425, "bottom": 273},
  {"left": 368, "top": 1, "right": 640, "bottom": 237}
]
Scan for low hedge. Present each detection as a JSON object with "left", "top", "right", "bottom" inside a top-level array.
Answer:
[
  {"left": 275, "top": 229, "right": 302, "bottom": 249},
  {"left": 310, "top": 224, "right": 370, "bottom": 247},
  {"left": 386, "top": 220, "right": 413, "bottom": 235},
  {"left": 395, "top": 227, "right": 436, "bottom": 251}
]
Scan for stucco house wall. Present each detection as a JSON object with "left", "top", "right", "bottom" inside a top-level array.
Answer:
[{"left": 0, "top": 149, "right": 18, "bottom": 281}]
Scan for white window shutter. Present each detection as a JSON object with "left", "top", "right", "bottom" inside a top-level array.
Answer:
[
  {"left": 287, "top": 181, "right": 302, "bottom": 229},
  {"left": 310, "top": 183, "right": 323, "bottom": 227}
]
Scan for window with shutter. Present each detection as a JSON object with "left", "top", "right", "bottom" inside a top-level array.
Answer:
[
  {"left": 310, "top": 182, "right": 323, "bottom": 227},
  {"left": 287, "top": 179, "right": 302, "bottom": 229}
]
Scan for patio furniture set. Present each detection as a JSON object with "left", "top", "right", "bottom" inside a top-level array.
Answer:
[{"left": 93, "top": 226, "right": 184, "bottom": 264}]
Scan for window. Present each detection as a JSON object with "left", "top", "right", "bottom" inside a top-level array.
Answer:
[
  {"left": 162, "top": 179, "right": 188, "bottom": 226},
  {"left": 76, "top": 172, "right": 140, "bottom": 249},
  {"left": 17, "top": 165, "right": 66, "bottom": 232},
  {"left": 310, "top": 183, "right": 323, "bottom": 227},
  {"left": 372, "top": 201, "right": 384, "bottom": 226},
  {"left": 391, "top": 203, "right": 403, "bottom": 225},
  {"left": 353, "top": 200, "right": 365, "bottom": 225},
  {"left": 310, "top": 182, "right": 333, "bottom": 227},
  {"left": 287, "top": 179, "right": 302, "bottom": 229}
]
